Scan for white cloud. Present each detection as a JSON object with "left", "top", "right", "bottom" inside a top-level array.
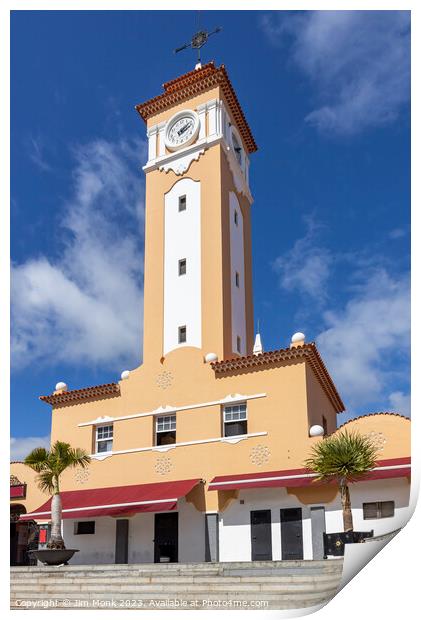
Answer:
[
  {"left": 273, "top": 216, "right": 331, "bottom": 302},
  {"left": 11, "top": 435, "right": 51, "bottom": 462},
  {"left": 262, "top": 11, "right": 410, "bottom": 134},
  {"left": 11, "top": 138, "right": 146, "bottom": 371},
  {"left": 388, "top": 391, "right": 411, "bottom": 417},
  {"left": 316, "top": 269, "right": 410, "bottom": 412}
]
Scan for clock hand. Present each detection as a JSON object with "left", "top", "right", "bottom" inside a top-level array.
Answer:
[{"left": 177, "top": 122, "right": 192, "bottom": 136}]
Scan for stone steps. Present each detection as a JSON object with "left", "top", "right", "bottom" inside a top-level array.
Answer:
[{"left": 11, "top": 560, "right": 343, "bottom": 610}]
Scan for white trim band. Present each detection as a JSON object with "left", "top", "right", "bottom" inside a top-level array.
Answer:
[
  {"left": 78, "top": 393, "right": 266, "bottom": 428},
  {"left": 90, "top": 432, "right": 268, "bottom": 460}
]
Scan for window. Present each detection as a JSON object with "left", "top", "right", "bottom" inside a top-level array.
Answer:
[
  {"left": 178, "top": 258, "right": 187, "bottom": 276},
  {"left": 74, "top": 521, "right": 95, "bottom": 535},
  {"left": 223, "top": 403, "right": 247, "bottom": 437},
  {"left": 363, "top": 501, "right": 395, "bottom": 519},
  {"left": 178, "top": 195, "right": 186, "bottom": 212},
  {"left": 234, "top": 210, "right": 238, "bottom": 226},
  {"left": 235, "top": 271, "right": 240, "bottom": 288},
  {"left": 236, "top": 335, "right": 241, "bottom": 354},
  {"left": 322, "top": 415, "right": 328, "bottom": 436},
  {"left": 156, "top": 414, "right": 176, "bottom": 446},
  {"left": 178, "top": 325, "right": 187, "bottom": 343},
  {"left": 95, "top": 424, "right": 113, "bottom": 453},
  {"left": 232, "top": 133, "right": 242, "bottom": 166}
]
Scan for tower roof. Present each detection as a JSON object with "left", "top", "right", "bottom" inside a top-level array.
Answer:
[{"left": 135, "top": 62, "right": 257, "bottom": 154}]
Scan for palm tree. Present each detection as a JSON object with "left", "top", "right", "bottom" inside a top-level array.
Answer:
[
  {"left": 304, "top": 430, "right": 378, "bottom": 532},
  {"left": 24, "top": 441, "right": 90, "bottom": 549}
]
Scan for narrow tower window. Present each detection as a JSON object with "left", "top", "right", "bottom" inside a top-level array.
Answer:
[
  {"left": 235, "top": 271, "right": 240, "bottom": 287},
  {"left": 178, "top": 258, "right": 187, "bottom": 276},
  {"left": 178, "top": 325, "right": 187, "bottom": 343},
  {"left": 234, "top": 210, "right": 238, "bottom": 226},
  {"left": 178, "top": 195, "right": 187, "bottom": 212},
  {"left": 236, "top": 336, "right": 241, "bottom": 353}
]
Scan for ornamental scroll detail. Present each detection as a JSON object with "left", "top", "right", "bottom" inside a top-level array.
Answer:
[
  {"left": 250, "top": 444, "right": 271, "bottom": 466},
  {"left": 155, "top": 456, "right": 173, "bottom": 476},
  {"left": 156, "top": 371, "right": 174, "bottom": 390},
  {"left": 75, "top": 468, "right": 90, "bottom": 485}
]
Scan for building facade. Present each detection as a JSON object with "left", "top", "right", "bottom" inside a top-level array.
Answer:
[{"left": 12, "top": 63, "right": 411, "bottom": 565}]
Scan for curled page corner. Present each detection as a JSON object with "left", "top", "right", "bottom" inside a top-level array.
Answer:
[{"left": 339, "top": 529, "right": 400, "bottom": 591}]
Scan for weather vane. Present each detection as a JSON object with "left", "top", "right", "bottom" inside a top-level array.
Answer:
[{"left": 174, "top": 25, "right": 222, "bottom": 66}]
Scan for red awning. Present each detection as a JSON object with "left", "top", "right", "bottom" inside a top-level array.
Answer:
[
  {"left": 208, "top": 457, "right": 411, "bottom": 492},
  {"left": 20, "top": 478, "right": 201, "bottom": 521}
]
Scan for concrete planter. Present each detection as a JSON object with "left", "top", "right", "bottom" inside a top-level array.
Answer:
[{"left": 28, "top": 549, "right": 79, "bottom": 565}]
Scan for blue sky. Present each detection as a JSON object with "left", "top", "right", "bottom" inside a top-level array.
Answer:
[{"left": 10, "top": 10, "right": 410, "bottom": 460}]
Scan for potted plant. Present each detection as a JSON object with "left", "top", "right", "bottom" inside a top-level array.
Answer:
[
  {"left": 24, "top": 440, "right": 90, "bottom": 565},
  {"left": 304, "top": 429, "right": 378, "bottom": 556}
]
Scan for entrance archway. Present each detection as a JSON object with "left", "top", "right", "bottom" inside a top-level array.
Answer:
[{"left": 10, "top": 505, "right": 38, "bottom": 566}]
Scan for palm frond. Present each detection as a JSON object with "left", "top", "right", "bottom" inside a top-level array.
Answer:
[
  {"left": 24, "top": 447, "right": 50, "bottom": 472},
  {"left": 36, "top": 470, "right": 55, "bottom": 494},
  {"left": 304, "top": 430, "right": 379, "bottom": 483}
]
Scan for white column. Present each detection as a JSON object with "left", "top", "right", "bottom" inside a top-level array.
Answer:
[
  {"left": 207, "top": 99, "right": 218, "bottom": 137},
  {"left": 147, "top": 125, "right": 158, "bottom": 162},
  {"left": 197, "top": 103, "right": 207, "bottom": 140},
  {"left": 157, "top": 122, "right": 166, "bottom": 157}
]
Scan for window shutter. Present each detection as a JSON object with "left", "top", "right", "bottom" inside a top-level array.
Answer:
[
  {"left": 380, "top": 501, "right": 395, "bottom": 518},
  {"left": 363, "top": 502, "right": 378, "bottom": 519}
]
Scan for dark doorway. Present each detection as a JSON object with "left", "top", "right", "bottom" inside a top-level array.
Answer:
[
  {"left": 250, "top": 510, "right": 272, "bottom": 561},
  {"left": 10, "top": 506, "right": 39, "bottom": 566},
  {"left": 115, "top": 519, "right": 129, "bottom": 564},
  {"left": 154, "top": 512, "right": 178, "bottom": 563},
  {"left": 280, "top": 508, "right": 303, "bottom": 560}
]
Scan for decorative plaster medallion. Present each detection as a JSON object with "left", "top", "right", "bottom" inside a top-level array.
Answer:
[
  {"left": 159, "top": 148, "right": 205, "bottom": 175},
  {"left": 250, "top": 444, "right": 271, "bottom": 466},
  {"left": 366, "top": 431, "right": 387, "bottom": 451},
  {"left": 10, "top": 474, "right": 22, "bottom": 486},
  {"left": 156, "top": 370, "right": 173, "bottom": 390},
  {"left": 75, "top": 467, "right": 90, "bottom": 485},
  {"left": 155, "top": 456, "right": 173, "bottom": 476}
]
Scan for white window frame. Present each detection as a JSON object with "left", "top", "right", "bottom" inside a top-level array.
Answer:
[
  {"left": 95, "top": 424, "right": 113, "bottom": 454},
  {"left": 223, "top": 403, "right": 248, "bottom": 437},
  {"left": 155, "top": 414, "right": 176, "bottom": 446}
]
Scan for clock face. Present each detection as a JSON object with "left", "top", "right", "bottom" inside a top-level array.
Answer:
[{"left": 165, "top": 111, "right": 199, "bottom": 151}]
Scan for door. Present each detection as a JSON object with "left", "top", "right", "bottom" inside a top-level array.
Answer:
[
  {"left": 310, "top": 506, "right": 326, "bottom": 560},
  {"left": 250, "top": 510, "right": 272, "bottom": 561},
  {"left": 280, "top": 508, "right": 303, "bottom": 560},
  {"left": 115, "top": 519, "right": 129, "bottom": 564},
  {"left": 154, "top": 512, "right": 178, "bottom": 563}
]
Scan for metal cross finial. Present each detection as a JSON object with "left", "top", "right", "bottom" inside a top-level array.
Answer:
[{"left": 174, "top": 26, "right": 222, "bottom": 65}]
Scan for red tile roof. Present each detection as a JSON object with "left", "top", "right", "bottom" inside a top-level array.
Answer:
[
  {"left": 135, "top": 62, "right": 257, "bottom": 154},
  {"left": 336, "top": 412, "right": 410, "bottom": 430},
  {"left": 40, "top": 382, "right": 120, "bottom": 406},
  {"left": 211, "top": 343, "right": 345, "bottom": 413}
]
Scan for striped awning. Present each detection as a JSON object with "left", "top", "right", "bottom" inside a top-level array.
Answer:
[
  {"left": 208, "top": 458, "right": 411, "bottom": 491},
  {"left": 20, "top": 478, "right": 201, "bottom": 521}
]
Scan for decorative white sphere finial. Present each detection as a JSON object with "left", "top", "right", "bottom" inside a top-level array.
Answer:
[
  {"left": 309, "top": 425, "right": 324, "bottom": 437},
  {"left": 121, "top": 370, "right": 130, "bottom": 380},
  {"left": 55, "top": 382, "right": 68, "bottom": 392},
  {"left": 204, "top": 352, "right": 218, "bottom": 363},
  {"left": 291, "top": 332, "right": 306, "bottom": 344}
]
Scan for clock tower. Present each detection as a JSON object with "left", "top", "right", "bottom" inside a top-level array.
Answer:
[{"left": 136, "top": 63, "right": 257, "bottom": 364}]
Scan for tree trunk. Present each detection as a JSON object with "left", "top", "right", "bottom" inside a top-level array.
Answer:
[
  {"left": 48, "top": 479, "right": 65, "bottom": 549},
  {"left": 339, "top": 479, "right": 354, "bottom": 532}
]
